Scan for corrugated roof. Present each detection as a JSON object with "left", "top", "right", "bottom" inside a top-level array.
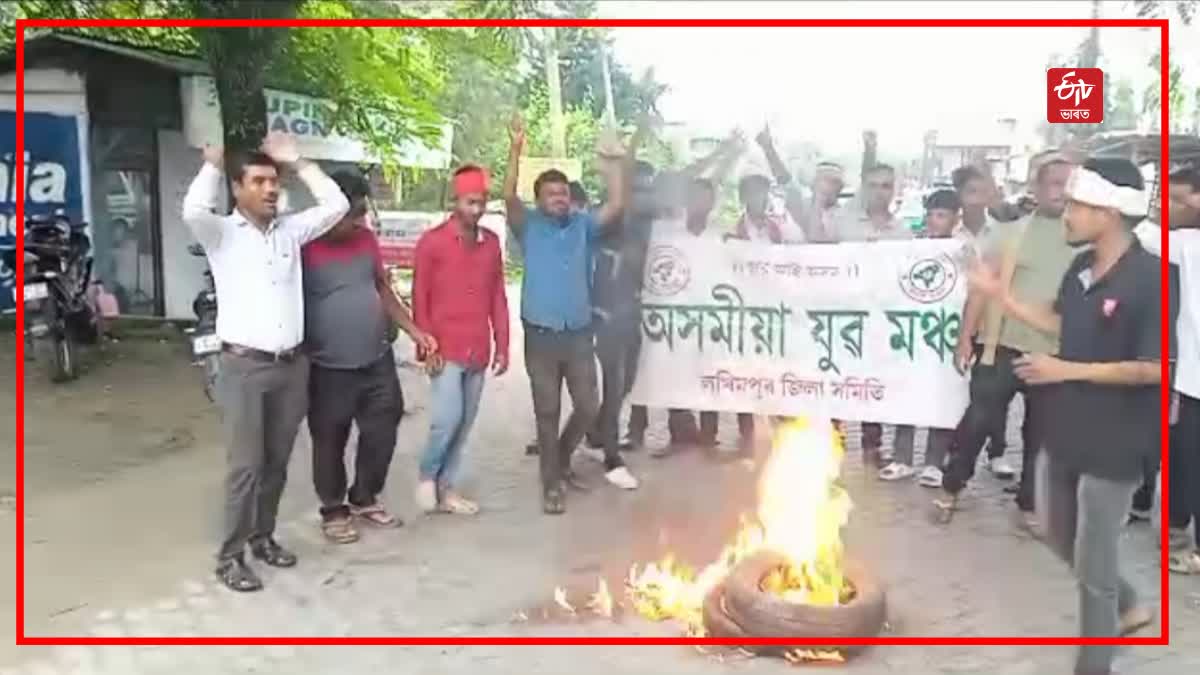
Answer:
[{"left": 3, "top": 31, "right": 209, "bottom": 75}]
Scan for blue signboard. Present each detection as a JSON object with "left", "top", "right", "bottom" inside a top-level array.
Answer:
[{"left": 1, "top": 110, "right": 86, "bottom": 311}]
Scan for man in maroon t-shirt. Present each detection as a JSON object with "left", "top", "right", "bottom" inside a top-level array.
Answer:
[
  {"left": 412, "top": 165, "right": 510, "bottom": 516},
  {"left": 302, "top": 172, "right": 436, "bottom": 544}
]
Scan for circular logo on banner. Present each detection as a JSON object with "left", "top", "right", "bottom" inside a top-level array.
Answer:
[
  {"left": 898, "top": 254, "right": 958, "bottom": 304},
  {"left": 644, "top": 244, "right": 691, "bottom": 298}
]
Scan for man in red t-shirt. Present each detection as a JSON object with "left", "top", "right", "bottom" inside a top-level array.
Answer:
[
  {"left": 411, "top": 165, "right": 510, "bottom": 516},
  {"left": 302, "top": 171, "right": 436, "bottom": 545}
]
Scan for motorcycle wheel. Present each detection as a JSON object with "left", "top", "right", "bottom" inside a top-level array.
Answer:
[{"left": 38, "top": 300, "right": 77, "bottom": 383}]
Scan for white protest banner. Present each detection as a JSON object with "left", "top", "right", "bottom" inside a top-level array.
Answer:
[{"left": 629, "top": 236, "right": 971, "bottom": 429}]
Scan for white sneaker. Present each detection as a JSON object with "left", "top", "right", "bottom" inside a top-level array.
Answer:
[
  {"left": 605, "top": 466, "right": 640, "bottom": 490},
  {"left": 989, "top": 457, "right": 1016, "bottom": 479},
  {"left": 878, "top": 462, "right": 915, "bottom": 481},
  {"left": 579, "top": 447, "right": 607, "bottom": 464},
  {"left": 918, "top": 465, "right": 944, "bottom": 488},
  {"left": 415, "top": 480, "right": 438, "bottom": 513}
]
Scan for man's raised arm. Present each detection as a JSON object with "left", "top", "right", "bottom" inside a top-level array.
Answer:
[
  {"left": 594, "top": 115, "right": 651, "bottom": 231},
  {"left": 260, "top": 132, "right": 349, "bottom": 244},
  {"left": 503, "top": 113, "right": 528, "bottom": 238},
  {"left": 181, "top": 145, "right": 229, "bottom": 249}
]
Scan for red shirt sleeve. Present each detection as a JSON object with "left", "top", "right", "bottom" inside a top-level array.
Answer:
[
  {"left": 412, "top": 231, "right": 435, "bottom": 338},
  {"left": 488, "top": 234, "right": 510, "bottom": 360}
]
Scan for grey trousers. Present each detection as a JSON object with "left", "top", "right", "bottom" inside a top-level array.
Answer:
[
  {"left": 216, "top": 352, "right": 309, "bottom": 562},
  {"left": 1036, "top": 452, "right": 1140, "bottom": 674},
  {"left": 524, "top": 323, "right": 600, "bottom": 490}
]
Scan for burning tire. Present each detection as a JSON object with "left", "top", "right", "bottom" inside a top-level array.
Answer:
[{"left": 702, "top": 551, "right": 886, "bottom": 657}]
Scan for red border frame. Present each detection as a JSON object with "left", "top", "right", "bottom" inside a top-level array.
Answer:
[{"left": 13, "top": 15, "right": 1171, "bottom": 649}]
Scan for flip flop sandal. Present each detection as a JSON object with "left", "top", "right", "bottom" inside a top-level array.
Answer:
[
  {"left": 321, "top": 517, "right": 360, "bottom": 544},
  {"left": 1119, "top": 608, "right": 1154, "bottom": 636},
  {"left": 439, "top": 493, "right": 480, "bottom": 516},
  {"left": 930, "top": 497, "right": 959, "bottom": 525},
  {"left": 543, "top": 486, "right": 566, "bottom": 515},
  {"left": 350, "top": 504, "right": 399, "bottom": 527},
  {"left": 1169, "top": 551, "right": 1200, "bottom": 575}
]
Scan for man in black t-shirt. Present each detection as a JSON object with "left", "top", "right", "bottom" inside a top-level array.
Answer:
[{"left": 969, "top": 157, "right": 1159, "bottom": 674}]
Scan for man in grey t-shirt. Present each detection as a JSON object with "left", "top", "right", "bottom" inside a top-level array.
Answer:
[{"left": 301, "top": 172, "right": 436, "bottom": 544}]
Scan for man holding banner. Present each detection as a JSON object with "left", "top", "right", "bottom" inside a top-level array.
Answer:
[{"left": 830, "top": 164, "right": 918, "bottom": 477}]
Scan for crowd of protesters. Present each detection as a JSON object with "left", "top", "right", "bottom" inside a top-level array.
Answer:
[{"left": 180, "top": 119, "right": 1192, "bottom": 675}]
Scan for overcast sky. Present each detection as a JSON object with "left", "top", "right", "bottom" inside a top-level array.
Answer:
[{"left": 593, "top": 0, "right": 1192, "bottom": 156}]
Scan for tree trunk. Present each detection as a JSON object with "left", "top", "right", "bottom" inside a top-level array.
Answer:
[{"left": 188, "top": 0, "right": 302, "bottom": 151}]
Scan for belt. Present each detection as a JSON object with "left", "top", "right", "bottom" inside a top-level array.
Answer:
[{"left": 221, "top": 342, "right": 301, "bottom": 363}]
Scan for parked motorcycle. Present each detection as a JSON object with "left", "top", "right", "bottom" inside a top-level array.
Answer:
[
  {"left": 0, "top": 211, "right": 99, "bottom": 382},
  {"left": 183, "top": 243, "right": 220, "bottom": 402}
]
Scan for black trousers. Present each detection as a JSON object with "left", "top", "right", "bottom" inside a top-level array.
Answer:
[
  {"left": 306, "top": 351, "right": 404, "bottom": 519},
  {"left": 525, "top": 323, "right": 600, "bottom": 490},
  {"left": 1170, "top": 393, "right": 1200, "bottom": 548},
  {"left": 593, "top": 326, "right": 636, "bottom": 470},
  {"left": 943, "top": 345, "right": 1047, "bottom": 511}
]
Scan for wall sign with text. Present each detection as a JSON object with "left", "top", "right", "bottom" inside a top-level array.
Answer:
[{"left": 629, "top": 237, "right": 971, "bottom": 429}]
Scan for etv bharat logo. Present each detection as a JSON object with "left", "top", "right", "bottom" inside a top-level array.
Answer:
[
  {"left": 1047, "top": 67, "right": 1104, "bottom": 124},
  {"left": 898, "top": 255, "right": 958, "bottom": 304},
  {"left": 644, "top": 245, "right": 690, "bottom": 297}
]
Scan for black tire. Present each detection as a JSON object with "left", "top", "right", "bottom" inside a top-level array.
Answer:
[
  {"left": 38, "top": 300, "right": 76, "bottom": 383},
  {"left": 714, "top": 551, "right": 886, "bottom": 655}
]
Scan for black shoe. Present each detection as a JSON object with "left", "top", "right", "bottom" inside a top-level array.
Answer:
[
  {"left": 525, "top": 442, "right": 539, "bottom": 456},
  {"left": 250, "top": 538, "right": 297, "bottom": 568},
  {"left": 215, "top": 555, "right": 263, "bottom": 592},
  {"left": 1002, "top": 484, "right": 1020, "bottom": 495}
]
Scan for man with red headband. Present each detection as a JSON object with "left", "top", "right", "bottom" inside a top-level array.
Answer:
[{"left": 412, "top": 164, "right": 510, "bottom": 515}]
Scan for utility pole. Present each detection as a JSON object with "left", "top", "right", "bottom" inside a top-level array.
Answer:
[{"left": 543, "top": 25, "right": 566, "bottom": 158}]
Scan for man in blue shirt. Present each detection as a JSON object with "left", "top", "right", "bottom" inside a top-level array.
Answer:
[{"left": 503, "top": 114, "right": 634, "bottom": 515}]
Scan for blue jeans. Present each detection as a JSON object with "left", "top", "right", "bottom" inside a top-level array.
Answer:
[{"left": 419, "top": 362, "right": 486, "bottom": 489}]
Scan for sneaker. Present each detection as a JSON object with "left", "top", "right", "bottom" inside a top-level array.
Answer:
[
  {"left": 878, "top": 462, "right": 915, "bottom": 481},
  {"left": 604, "top": 466, "right": 639, "bottom": 490},
  {"left": 918, "top": 465, "right": 944, "bottom": 489},
  {"left": 988, "top": 457, "right": 1016, "bottom": 479},
  {"left": 415, "top": 480, "right": 438, "bottom": 513},
  {"left": 579, "top": 446, "right": 607, "bottom": 464}
]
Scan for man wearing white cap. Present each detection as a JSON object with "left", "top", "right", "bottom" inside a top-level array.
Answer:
[{"left": 969, "top": 157, "right": 1159, "bottom": 674}]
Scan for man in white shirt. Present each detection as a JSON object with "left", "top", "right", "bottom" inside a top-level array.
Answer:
[
  {"left": 951, "top": 164, "right": 1015, "bottom": 479},
  {"left": 1134, "top": 166, "right": 1200, "bottom": 574},
  {"left": 182, "top": 132, "right": 349, "bottom": 592}
]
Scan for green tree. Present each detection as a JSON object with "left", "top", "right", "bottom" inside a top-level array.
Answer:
[
  {"left": 7, "top": 0, "right": 524, "bottom": 164},
  {"left": 1134, "top": 0, "right": 1197, "bottom": 132}
]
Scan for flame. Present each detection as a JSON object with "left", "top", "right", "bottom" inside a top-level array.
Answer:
[
  {"left": 626, "top": 417, "right": 853, "bottom": 648},
  {"left": 553, "top": 586, "right": 576, "bottom": 615},
  {"left": 587, "top": 578, "right": 614, "bottom": 618}
]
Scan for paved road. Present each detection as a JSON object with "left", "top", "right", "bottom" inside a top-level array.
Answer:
[{"left": 3, "top": 317, "right": 1198, "bottom": 674}]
